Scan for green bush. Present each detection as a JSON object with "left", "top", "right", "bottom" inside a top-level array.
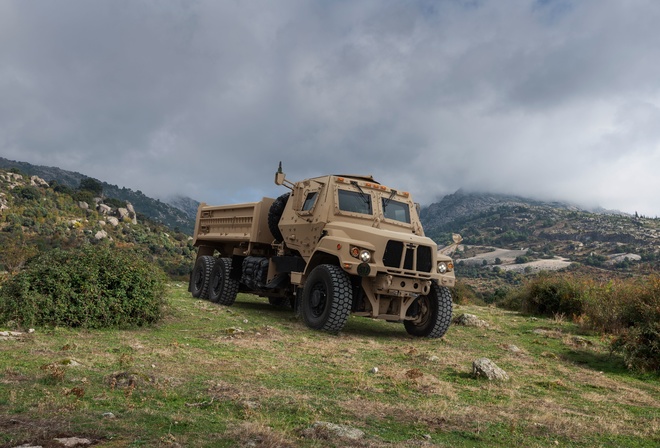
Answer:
[
  {"left": 606, "top": 276, "right": 660, "bottom": 373},
  {"left": 0, "top": 245, "right": 166, "bottom": 329},
  {"left": 502, "top": 274, "right": 660, "bottom": 373},
  {"left": 505, "top": 273, "right": 585, "bottom": 317}
]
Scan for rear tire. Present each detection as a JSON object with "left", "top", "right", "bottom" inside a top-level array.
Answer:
[
  {"left": 404, "top": 283, "right": 453, "bottom": 338},
  {"left": 301, "top": 264, "right": 352, "bottom": 333},
  {"left": 208, "top": 257, "right": 239, "bottom": 305},
  {"left": 191, "top": 256, "right": 215, "bottom": 299}
]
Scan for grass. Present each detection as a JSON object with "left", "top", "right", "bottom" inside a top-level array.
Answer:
[{"left": 1, "top": 283, "right": 659, "bottom": 447}]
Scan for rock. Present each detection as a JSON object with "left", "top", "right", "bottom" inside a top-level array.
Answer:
[
  {"left": 304, "top": 421, "right": 365, "bottom": 440},
  {"left": 117, "top": 208, "right": 129, "bottom": 220},
  {"left": 370, "top": 367, "right": 379, "bottom": 374},
  {"left": 97, "top": 204, "right": 112, "bottom": 215},
  {"left": 107, "top": 217, "right": 120, "bottom": 227},
  {"left": 94, "top": 230, "right": 108, "bottom": 240},
  {"left": 78, "top": 201, "right": 89, "bottom": 210},
  {"left": 0, "top": 331, "right": 23, "bottom": 337},
  {"left": 126, "top": 202, "right": 135, "bottom": 214},
  {"left": 102, "top": 412, "right": 116, "bottom": 419},
  {"left": 428, "top": 355, "right": 440, "bottom": 362},
  {"left": 502, "top": 344, "right": 522, "bottom": 353},
  {"left": 117, "top": 206, "right": 137, "bottom": 224},
  {"left": 472, "top": 358, "right": 510, "bottom": 381},
  {"left": 30, "top": 175, "right": 49, "bottom": 187},
  {"left": 53, "top": 437, "right": 91, "bottom": 447},
  {"left": 570, "top": 336, "right": 593, "bottom": 347},
  {"left": 453, "top": 313, "right": 489, "bottom": 327}
]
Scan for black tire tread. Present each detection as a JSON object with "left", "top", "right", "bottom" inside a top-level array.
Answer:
[
  {"left": 404, "top": 283, "right": 453, "bottom": 338},
  {"left": 191, "top": 255, "right": 215, "bottom": 299},
  {"left": 302, "top": 264, "right": 352, "bottom": 333},
  {"left": 208, "top": 257, "right": 240, "bottom": 306}
]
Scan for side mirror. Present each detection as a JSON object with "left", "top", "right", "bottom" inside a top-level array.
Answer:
[{"left": 274, "top": 161, "right": 294, "bottom": 190}]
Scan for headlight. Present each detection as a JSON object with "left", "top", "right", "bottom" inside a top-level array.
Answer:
[
  {"left": 359, "top": 250, "right": 371, "bottom": 263},
  {"left": 350, "top": 246, "right": 372, "bottom": 263},
  {"left": 437, "top": 262, "right": 448, "bottom": 273}
]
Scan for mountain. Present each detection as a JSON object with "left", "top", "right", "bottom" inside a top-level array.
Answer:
[
  {"left": 165, "top": 195, "right": 200, "bottom": 221},
  {"left": 0, "top": 157, "right": 195, "bottom": 234},
  {"left": 420, "top": 189, "right": 583, "bottom": 231},
  {"left": 420, "top": 189, "right": 659, "bottom": 272}
]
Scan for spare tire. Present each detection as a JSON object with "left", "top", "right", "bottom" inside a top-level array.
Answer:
[{"left": 268, "top": 193, "right": 289, "bottom": 242}]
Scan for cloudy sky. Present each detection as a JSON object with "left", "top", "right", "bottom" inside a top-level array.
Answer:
[{"left": 1, "top": 0, "right": 659, "bottom": 216}]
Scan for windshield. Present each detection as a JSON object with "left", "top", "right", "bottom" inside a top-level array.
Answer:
[
  {"left": 382, "top": 198, "right": 411, "bottom": 223},
  {"left": 338, "top": 189, "right": 372, "bottom": 215}
]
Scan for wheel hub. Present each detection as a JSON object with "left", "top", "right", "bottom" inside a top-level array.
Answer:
[{"left": 311, "top": 289, "right": 323, "bottom": 308}]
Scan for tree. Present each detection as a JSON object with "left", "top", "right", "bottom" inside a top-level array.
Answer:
[{"left": 78, "top": 177, "right": 103, "bottom": 196}]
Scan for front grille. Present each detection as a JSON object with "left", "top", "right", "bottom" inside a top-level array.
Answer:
[{"left": 383, "top": 240, "right": 433, "bottom": 273}]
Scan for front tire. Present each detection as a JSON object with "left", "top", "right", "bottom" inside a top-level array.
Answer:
[
  {"left": 301, "top": 264, "right": 352, "bottom": 333},
  {"left": 404, "top": 283, "right": 453, "bottom": 338},
  {"left": 191, "top": 256, "right": 215, "bottom": 299},
  {"left": 208, "top": 257, "right": 239, "bottom": 305}
]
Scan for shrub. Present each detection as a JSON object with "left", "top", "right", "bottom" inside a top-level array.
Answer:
[
  {"left": 0, "top": 245, "right": 166, "bottom": 329},
  {"left": 605, "top": 276, "right": 660, "bottom": 373},
  {"left": 502, "top": 273, "right": 585, "bottom": 317},
  {"left": 450, "top": 281, "right": 478, "bottom": 305},
  {"left": 502, "top": 273, "right": 660, "bottom": 373}
]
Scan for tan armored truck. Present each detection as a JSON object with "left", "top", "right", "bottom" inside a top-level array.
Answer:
[{"left": 189, "top": 164, "right": 458, "bottom": 338}]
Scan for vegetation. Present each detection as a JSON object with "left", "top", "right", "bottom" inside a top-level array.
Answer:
[
  {"left": 500, "top": 273, "right": 660, "bottom": 373},
  {"left": 0, "top": 157, "right": 195, "bottom": 232},
  {"left": 1, "top": 286, "right": 658, "bottom": 447},
  {"left": 0, "top": 245, "right": 166, "bottom": 329},
  {"left": 0, "top": 169, "right": 195, "bottom": 279}
]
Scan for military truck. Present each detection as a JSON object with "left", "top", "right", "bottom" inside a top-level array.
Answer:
[{"left": 189, "top": 164, "right": 458, "bottom": 338}]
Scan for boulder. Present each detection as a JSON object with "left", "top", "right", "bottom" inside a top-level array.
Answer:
[
  {"left": 453, "top": 313, "right": 489, "bottom": 327},
  {"left": 472, "top": 358, "right": 509, "bottom": 381},
  {"left": 97, "top": 204, "right": 112, "bottom": 215},
  {"left": 107, "top": 217, "right": 120, "bottom": 227},
  {"left": 30, "top": 175, "right": 49, "bottom": 187},
  {"left": 94, "top": 230, "right": 108, "bottom": 240},
  {"left": 78, "top": 201, "right": 89, "bottom": 210}
]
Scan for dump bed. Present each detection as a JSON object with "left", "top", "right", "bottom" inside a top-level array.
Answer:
[{"left": 192, "top": 197, "right": 276, "bottom": 246}]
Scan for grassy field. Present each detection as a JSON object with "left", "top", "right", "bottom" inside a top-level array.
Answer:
[{"left": 1, "top": 283, "right": 658, "bottom": 447}]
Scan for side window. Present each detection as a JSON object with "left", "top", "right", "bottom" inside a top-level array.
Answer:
[
  {"left": 338, "top": 189, "right": 372, "bottom": 215},
  {"left": 302, "top": 191, "right": 318, "bottom": 212}
]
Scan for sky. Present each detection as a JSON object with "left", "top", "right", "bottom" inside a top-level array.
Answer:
[{"left": 1, "top": 0, "right": 660, "bottom": 217}]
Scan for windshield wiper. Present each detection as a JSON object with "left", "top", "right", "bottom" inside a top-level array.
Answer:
[
  {"left": 382, "top": 189, "right": 397, "bottom": 208},
  {"left": 350, "top": 181, "right": 371, "bottom": 206}
]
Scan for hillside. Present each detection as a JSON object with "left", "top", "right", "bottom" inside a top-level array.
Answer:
[
  {"left": 0, "top": 168, "right": 194, "bottom": 278},
  {"left": 0, "top": 157, "right": 197, "bottom": 234},
  {"left": 422, "top": 189, "right": 659, "bottom": 267},
  {"left": 421, "top": 190, "right": 660, "bottom": 300}
]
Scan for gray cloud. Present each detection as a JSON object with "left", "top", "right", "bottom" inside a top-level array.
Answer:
[{"left": 1, "top": 0, "right": 659, "bottom": 216}]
